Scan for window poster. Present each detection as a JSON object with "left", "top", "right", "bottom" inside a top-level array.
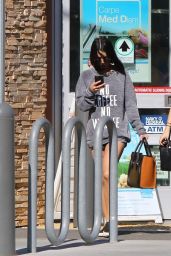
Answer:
[
  {"left": 118, "top": 188, "right": 162, "bottom": 223},
  {"left": 117, "top": 126, "right": 162, "bottom": 222},
  {"left": 80, "top": 0, "right": 151, "bottom": 83}
]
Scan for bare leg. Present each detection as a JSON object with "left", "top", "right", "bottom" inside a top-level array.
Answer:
[{"left": 102, "top": 141, "right": 125, "bottom": 221}]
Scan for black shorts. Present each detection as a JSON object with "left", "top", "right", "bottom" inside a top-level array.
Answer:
[{"left": 89, "top": 136, "right": 127, "bottom": 151}]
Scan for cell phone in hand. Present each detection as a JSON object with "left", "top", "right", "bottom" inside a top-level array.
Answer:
[{"left": 95, "top": 75, "right": 104, "bottom": 84}]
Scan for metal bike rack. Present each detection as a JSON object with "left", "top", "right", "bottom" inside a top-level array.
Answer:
[
  {"left": 27, "top": 118, "right": 54, "bottom": 253},
  {"left": 78, "top": 116, "right": 118, "bottom": 243},
  {"left": 27, "top": 116, "right": 118, "bottom": 252}
]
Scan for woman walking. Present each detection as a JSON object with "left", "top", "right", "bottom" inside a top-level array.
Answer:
[{"left": 76, "top": 37, "right": 148, "bottom": 236}]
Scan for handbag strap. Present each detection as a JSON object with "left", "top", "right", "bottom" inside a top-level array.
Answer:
[
  {"left": 134, "top": 139, "right": 144, "bottom": 153},
  {"left": 134, "top": 138, "right": 152, "bottom": 156},
  {"left": 143, "top": 137, "right": 152, "bottom": 156}
]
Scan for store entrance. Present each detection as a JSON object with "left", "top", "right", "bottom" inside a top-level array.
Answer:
[{"left": 62, "top": 0, "right": 171, "bottom": 220}]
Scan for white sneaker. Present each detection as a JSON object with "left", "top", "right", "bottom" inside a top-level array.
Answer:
[{"left": 98, "top": 222, "right": 109, "bottom": 237}]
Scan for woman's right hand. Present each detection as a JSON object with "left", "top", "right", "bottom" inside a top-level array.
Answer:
[
  {"left": 159, "top": 126, "right": 170, "bottom": 145},
  {"left": 89, "top": 80, "right": 105, "bottom": 93}
]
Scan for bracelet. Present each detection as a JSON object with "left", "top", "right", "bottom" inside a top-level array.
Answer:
[{"left": 166, "top": 124, "right": 171, "bottom": 127}]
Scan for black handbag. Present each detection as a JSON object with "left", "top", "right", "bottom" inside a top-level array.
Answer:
[
  {"left": 159, "top": 130, "right": 171, "bottom": 171},
  {"left": 127, "top": 138, "right": 156, "bottom": 188}
]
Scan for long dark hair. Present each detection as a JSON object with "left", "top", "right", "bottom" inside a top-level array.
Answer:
[{"left": 90, "top": 37, "right": 125, "bottom": 75}]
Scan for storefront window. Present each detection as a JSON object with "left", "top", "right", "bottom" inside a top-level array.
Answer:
[
  {"left": 70, "top": 0, "right": 169, "bottom": 90},
  {"left": 138, "top": 0, "right": 169, "bottom": 86}
]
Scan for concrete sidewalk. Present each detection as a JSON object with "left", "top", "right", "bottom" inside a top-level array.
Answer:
[{"left": 16, "top": 224, "right": 171, "bottom": 256}]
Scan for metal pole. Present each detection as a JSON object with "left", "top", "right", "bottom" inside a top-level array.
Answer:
[
  {"left": 0, "top": 0, "right": 15, "bottom": 255},
  {"left": 52, "top": 0, "right": 62, "bottom": 169},
  {"left": 108, "top": 119, "right": 118, "bottom": 243},
  {"left": 0, "top": 103, "right": 15, "bottom": 256}
]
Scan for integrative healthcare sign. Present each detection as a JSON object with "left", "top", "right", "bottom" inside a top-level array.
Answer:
[{"left": 80, "top": 0, "right": 151, "bottom": 83}]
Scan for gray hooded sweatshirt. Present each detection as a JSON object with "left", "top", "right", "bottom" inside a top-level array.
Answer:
[{"left": 76, "top": 67, "right": 146, "bottom": 147}]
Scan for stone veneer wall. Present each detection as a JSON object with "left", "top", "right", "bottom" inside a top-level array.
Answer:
[{"left": 5, "top": 0, "right": 47, "bottom": 226}]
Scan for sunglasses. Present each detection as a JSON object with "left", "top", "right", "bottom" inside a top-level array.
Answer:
[{"left": 94, "top": 56, "right": 112, "bottom": 62}]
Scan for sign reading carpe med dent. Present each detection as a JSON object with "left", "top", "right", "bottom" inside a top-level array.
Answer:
[
  {"left": 80, "top": 0, "right": 151, "bottom": 83},
  {"left": 96, "top": 0, "right": 141, "bottom": 33}
]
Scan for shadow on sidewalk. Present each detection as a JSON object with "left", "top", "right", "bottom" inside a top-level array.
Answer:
[
  {"left": 16, "top": 238, "right": 109, "bottom": 255},
  {"left": 16, "top": 224, "right": 171, "bottom": 254}
]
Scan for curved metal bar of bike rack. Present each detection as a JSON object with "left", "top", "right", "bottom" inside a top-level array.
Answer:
[
  {"left": 77, "top": 122, "right": 102, "bottom": 243},
  {"left": 105, "top": 117, "right": 118, "bottom": 243},
  {"left": 27, "top": 117, "right": 87, "bottom": 251},
  {"left": 96, "top": 116, "right": 118, "bottom": 243},
  {"left": 45, "top": 116, "right": 86, "bottom": 246},
  {"left": 78, "top": 116, "right": 118, "bottom": 243},
  {"left": 27, "top": 118, "right": 53, "bottom": 253},
  {"left": 27, "top": 117, "right": 80, "bottom": 250}
]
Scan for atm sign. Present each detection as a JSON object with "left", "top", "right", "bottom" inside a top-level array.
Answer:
[{"left": 140, "top": 115, "right": 167, "bottom": 134}]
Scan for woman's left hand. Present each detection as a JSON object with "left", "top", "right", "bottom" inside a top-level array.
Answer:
[{"left": 140, "top": 134, "right": 149, "bottom": 140}]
